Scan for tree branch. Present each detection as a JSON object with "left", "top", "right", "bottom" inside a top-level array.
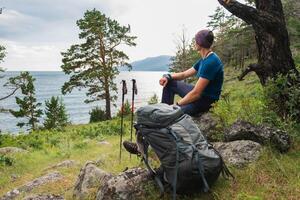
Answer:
[
  {"left": 0, "top": 108, "right": 11, "bottom": 113},
  {"left": 238, "top": 63, "right": 259, "bottom": 81},
  {"left": 0, "top": 87, "right": 19, "bottom": 101},
  {"left": 218, "top": 0, "right": 280, "bottom": 30},
  {"left": 110, "top": 40, "right": 122, "bottom": 51}
]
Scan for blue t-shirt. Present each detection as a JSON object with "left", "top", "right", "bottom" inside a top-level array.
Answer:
[{"left": 192, "top": 53, "right": 224, "bottom": 100}]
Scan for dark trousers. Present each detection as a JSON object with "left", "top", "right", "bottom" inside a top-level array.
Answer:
[{"left": 161, "top": 80, "right": 216, "bottom": 116}]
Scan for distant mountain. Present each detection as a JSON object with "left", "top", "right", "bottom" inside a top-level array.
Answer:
[{"left": 121, "top": 55, "right": 173, "bottom": 71}]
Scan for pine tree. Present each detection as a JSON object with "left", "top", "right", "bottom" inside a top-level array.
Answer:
[
  {"left": 89, "top": 106, "right": 106, "bottom": 123},
  {"left": 61, "top": 9, "right": 136, "bottom": 120},
  {"left": 8, "top": 72, "right": 43, "bottom": 130},
  {"left": 43, "top": 96, "right": 69, "bottom": 130}
]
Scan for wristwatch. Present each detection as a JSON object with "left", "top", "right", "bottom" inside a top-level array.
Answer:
[{"left": 163, "top": 74, "right": 172, "bottom": 81}]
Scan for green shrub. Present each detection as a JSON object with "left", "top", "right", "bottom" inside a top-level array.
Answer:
[
  {"left": 0, "top": 155, "right": 14, "bottom": 166},
  {"left": 117, "top": 100, "right": 131, "bottom": 117},
  {"left": 75, "top": 126, "right": 103, "bottom": 139},
  {"left": 73, "top": 141, "right": 88, "bottom": 149},
  {"left": 97, "top": 120, "right": 122, "bottom": 136},
  {"left": 48, "top": 134, "right": 61, "bottom": 147},
  {"left": 89, "top": 107, "right": 106, "bottom": 123},
  {"left": 25, "top": 135, "right": 44, "bottom": 149},
  {"left": 148, "top": 93, "right": 158, "bottom": 105},
  {"left": 264, "top": 71, "right": 300, "bottom": 123},
  {"left": 43, "top": 96, "right": 69, "bottom": 130},
  {"left": 212, "top": 79, "right": 282, "bottom": 128}
]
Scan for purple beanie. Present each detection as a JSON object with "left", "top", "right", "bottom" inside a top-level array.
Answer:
[{"left": 195, "top": 29, "right": 214, "bottom": 48}]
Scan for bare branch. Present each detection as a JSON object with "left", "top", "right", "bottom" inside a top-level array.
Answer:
[
  {"left": 0, "top": 87, "right": 19, "bottom": 101},
  {"left": 238, "top": 63, "right": 259, "bottom": 81}
]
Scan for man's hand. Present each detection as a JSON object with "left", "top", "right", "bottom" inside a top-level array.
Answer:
[
  {"left": 224, "top": 0, "right": 231, "bottom": 4},
  {"left": 159, "top": 77, "right": 168, "bottom": 87}
]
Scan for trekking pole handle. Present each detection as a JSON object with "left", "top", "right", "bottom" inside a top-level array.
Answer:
[
  {"left": 132, "top": 79, "right": 137, "bottom": 95},
  {"left": 121, "top": 80, "right": 127, "bottom": 95}
]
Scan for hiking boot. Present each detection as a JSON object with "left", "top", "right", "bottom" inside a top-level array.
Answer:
[{"left": 123, "top": 141, "right": 141, "bottom": 156}]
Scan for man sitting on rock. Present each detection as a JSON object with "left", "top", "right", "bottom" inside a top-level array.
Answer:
[{"left": 159, "top": 29, "right": 224, "bottom": 116}]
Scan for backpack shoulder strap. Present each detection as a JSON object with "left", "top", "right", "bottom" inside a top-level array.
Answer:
[
  {"left": 138, "top": 127, "right": 165, "bottom": 197},
  {"left": 169, "top": 129, "right": 180, "bottom": 200},
  {"left": 192, "top": 145, "right": 210, "bottom": 192}
]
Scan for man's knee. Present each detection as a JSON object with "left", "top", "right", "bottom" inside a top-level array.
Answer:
[{"left": 165, "top": 79, "right": 178, "bottom": 88}]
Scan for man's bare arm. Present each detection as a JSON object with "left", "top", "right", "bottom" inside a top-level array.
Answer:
[
  {"left": 177, "top": 77, "right": 210, "bottom": 105},
  {"left": 171, "top": 68, "right": 197, "bottom": 80}
]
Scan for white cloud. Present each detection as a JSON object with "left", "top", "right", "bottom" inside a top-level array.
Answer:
[
  {"left": 0, "top": 9, "right": 44, "bottom": 38},
  {"left": 1, "top": 40, "right": 64, "bottom": 71}
]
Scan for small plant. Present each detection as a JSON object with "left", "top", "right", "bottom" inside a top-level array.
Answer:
[
  {"left": 117, "top": 100, "right": 131, "bottom": 117},
  {"left": 89, "top": 107, "right": 106, "bottom": 123},
  {"left": 26, "top": 134, "right": 44, "bottom": 149},
  {"left": 0, "top": 155, "right": 14, "bottom": 166},
  {"left": 73, "top": 141, "right": 88, "bottom": 149},
  {"left": 148, "top": 93, "right": 159, "bottom": 105},
  {"left": 264, "top": 70, "right": 300, "bottom": 123},
  {"left": 212, "top": 92, "right": 234, "bottom": 127},
  {"left": 44, "top": 96, "right": 69, "bottom": 130},
  {"left": 48, "top": 135, "right": 61, "bottom": 147}
]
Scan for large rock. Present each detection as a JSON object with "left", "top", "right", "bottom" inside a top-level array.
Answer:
[
  {"left": 73, "top": 164, "right": 151, "bottom": 200},
  {"left": 73, "top": 161, "right": 112, "bottom": 200},
  {"left": 1, "top": 172, "right": 63, "bottom": 200},
  {"left": 45, "top": 160, "right": 77, "bottom": 171},
  {"left": 0, "top": 147, "right": 28, "bottom": 155},
  {"left": 23, "top": 194, "right": 64, "bottom": 200},
  {"left": 96, "top": 167, "right": 151, "bottom": 200},
  {"left": 225, "top": 120, "right": 291, "bottom": 152},
  {"left": 213, "top": 140, "right": 262, "bottom": 167},
  {"left": 192, "top": 113, "right": 221, "bottom": 141}
]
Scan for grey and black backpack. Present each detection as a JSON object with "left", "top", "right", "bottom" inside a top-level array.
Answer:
[{"left": 135, "top": 103, "right": 233, "bottom": 199}]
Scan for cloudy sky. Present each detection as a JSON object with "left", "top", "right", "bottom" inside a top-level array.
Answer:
[{"left": 0, "top": 0, "right": 221, "bottom": 71}]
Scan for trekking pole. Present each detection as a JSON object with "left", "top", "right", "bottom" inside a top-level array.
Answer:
[
  {"left": 119, "top": 80, "right": 127, "bottom": 163},
  {"left": 130, "top": 79, "right": 138, "bottom": 159}
]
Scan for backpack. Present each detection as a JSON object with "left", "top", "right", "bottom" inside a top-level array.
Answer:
[{"left": 134, "top": 103, "right": 233, "bottom": 199}]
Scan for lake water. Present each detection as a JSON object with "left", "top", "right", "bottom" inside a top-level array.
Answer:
[{"left": 0, "top": 71, "right": 166, "bottom": 133}]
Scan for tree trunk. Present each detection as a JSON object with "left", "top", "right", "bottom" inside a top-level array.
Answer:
[
  {"left": 217, "top": 0, "right": 299, "bottom": 84},
  {"left": 104, "top": 80, "right": 111, "bottom": 120}
]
